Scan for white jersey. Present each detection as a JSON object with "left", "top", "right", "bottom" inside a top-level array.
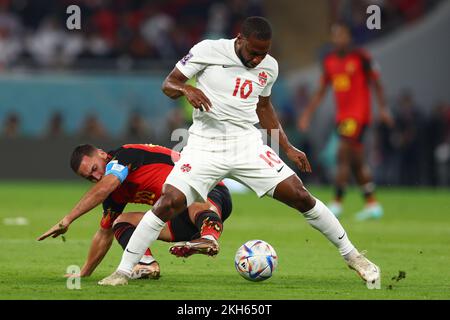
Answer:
[{"left": 175, "top": 38, "right": 279, "bottom": 138}]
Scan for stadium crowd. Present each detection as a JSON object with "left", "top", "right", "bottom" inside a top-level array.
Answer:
[
  {"left": 3, "top": 89, "right": 449, "bottom": 187},
  {"left": 279, "top": 85, "right": 450, "bottom": 187},
  {"left": 0, "top": 0, "right": 264, "bottom": 70},
  {"left": 329, "top": 0, "right": 442, "bottom": 45},
  {"left": 0, "top": 0, "right": 448, "bottom": 186},
  {"left": 0, "top": 0, "right": 443, "bottom": 71}
]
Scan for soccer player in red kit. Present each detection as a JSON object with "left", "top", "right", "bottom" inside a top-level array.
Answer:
[
  {"left": 37, "top": 143, "right": 232, "bottom": 279},
  {"left": 299, "top": 22, "right": 394, "bottom": 220}
]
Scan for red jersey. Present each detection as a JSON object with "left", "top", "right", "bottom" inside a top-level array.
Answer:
[
  {"left": 322, "top": 48, "right": 379, "bottom": 124},
  {"left": 100, "top": 144, "right": 178, "bottom": 229},
  {"left": 100, "top": 143, "right": 224, "bottom": 229}
]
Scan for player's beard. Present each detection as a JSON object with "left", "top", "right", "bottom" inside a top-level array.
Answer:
[{"left": 235, "top": 45, "right": 255, "bottom": 68}]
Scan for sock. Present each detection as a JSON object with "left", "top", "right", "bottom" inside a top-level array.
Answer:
[
  {"left": 139, "top": 249, "right": 156, "bottom": 265},
  {"left": 112, "top": 222, "right": 156, "bottom": 265},
  {"left": 117, "top": 210, "right": 165, "bottom": 275},
  {"left": 335, "top": 186, "right": 345, "bottom": 202},
  {"left": 361, "top": 182, "right": 376, "bottom": 203},
  {"left": 301, "top": 198, "right": 355, "bottom": 256},
  {"left": 194, "top": 210, "right": 223, "bottom": 240},
  {"left": 112, "top": 222, "right": 134, "bottom": 250},
  {"left": 343, "top": 248, "right": 360, "bottom": 261}
]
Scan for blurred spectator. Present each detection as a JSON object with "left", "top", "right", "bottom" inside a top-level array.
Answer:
[
  {"left": 374, "top": 119, "right": 396, "bottom": 185},
  {"left": 424, "top": 101, "right": 450, "bottom": 186},
  {"left": 140, "top": 5, "right": 177, "bottom": 59},
  {"left": 329, "top": 0, "right": 441, "bottom": 45},
  {"left": 124, "top": 112, "right": 152, "bottom": 141},
  {"left": 204, "top": 2, "right": 229, "bottom": 39},
  {"left": 0, "top": 26, "right": 22, "bottom": 69},
  {"left": 79, "top": 114, "right": 108, "bottom": 139},
  {"left": 394, "top": 0, "right": 426, "bottom": 22},
  {"left": 278, "top": 84, "right": 309, "bottom": 131},
  {"left": 0, "top": 0, "right": 267, "bottom": 70},
  {"left": 293, "top": 84, "right": 311, "bottom": 119},
  {"left": 0, "top": 0, "right": 442, "bottom": 70},
  {"left": 0, "top": 1, "right": 22, "bottom": 37},
  {"left": 348, "top": 0, "right": 377, "bottom": 45},
  {"left": 45, "top": 112, "right": 66, "bottom": 138},
  {"left": 166, "top": 107, "right": 188, "bottom": 135},
  {"left": 82, "top": 26, "right": 113, "bottom": 59},
  {"left": 0, "top": 1, "right": 22, "bottom": 69},
  {"left": 60, "top": 29, "right": 85, "bottom": 66},
  {"left": 90, "top": 1, "right": 119, "bottom": 47},
  {"left": 2, "top": 112, "right": 20, "bottom": 138},
  {"left": 392, "top": 91, "right": 423, "bottom": 185},
  {"left": 25, "top": 16, "right": 65, "bottom": 67}
]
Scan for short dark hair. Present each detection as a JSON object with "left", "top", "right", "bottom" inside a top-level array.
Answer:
[
  {"left": 331, "top": 21, "right": 351, "bottom": 33},
  {"left": 241, "top": 16, "right": 272, "bottom": 40},
  {"left": 70, "top": 144, "right": 97, "bottom": 173}
]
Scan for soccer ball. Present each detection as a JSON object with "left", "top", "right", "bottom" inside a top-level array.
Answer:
[{"left": 234, "top": 240, "right": 278, "bottom": 282}]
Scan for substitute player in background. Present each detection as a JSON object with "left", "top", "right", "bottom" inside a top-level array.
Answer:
[
  {"left": 100, "top": 17, "right": 381, "bottom": 289},
  {"left": 298, "top": 22, "right": 394, "bottom": 220},
  {"left": 37, "top": 143, "right": 232, "bottom": 279}
]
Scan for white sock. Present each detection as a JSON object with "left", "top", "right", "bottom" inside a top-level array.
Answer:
[
  {"left": 117, "top": 210, "right": 165, "bottom": 275},
  {"left": 343, "top": 248, "right": 360, "bottom": 261},
  {"left": 139, "top": 254, "right": 156, "bottom": 265},
  {"left": 201, "top": 235, "right": 216, "bottom": 241},
  {"left": 302, "top": 198, "right": 355, "bottom": 256}
]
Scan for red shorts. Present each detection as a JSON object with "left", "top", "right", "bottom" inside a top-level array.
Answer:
[{"left": 336, "top": 119, "right": 367, "bottom": 145}]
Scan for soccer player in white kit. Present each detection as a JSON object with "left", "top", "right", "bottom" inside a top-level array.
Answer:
[{"left": 99, "top": 17, "right": 381, "bottom": 289}]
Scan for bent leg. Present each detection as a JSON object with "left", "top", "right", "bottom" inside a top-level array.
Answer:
[
  {"left": 351, "top": 144, "right": 376, "bottom": 203},
  {"left": 186, "top": 184, "right": 232, "bottom": 240},
  {"left": 111, "top": 213, "right": 160, "bottom": 278},
  {"left": 335, "top": 139, "right": 352, "bottom": 202},
  {"left": 117, "top": 184, "right": 193, "bottom": 275},
  {"left": 168, "top": 185, "right": 233, "bottom": 257},
  {"left": 112, "top": 212, "right": 173, "bottom": 242},
  {"left": 351, "top": 144, "right": 383, "bottom": 220},
  {"left": 272, "top": 174, "right": 355, "bottom": 256}
]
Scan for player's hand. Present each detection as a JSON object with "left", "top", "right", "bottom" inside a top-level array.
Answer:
[
  {"left": 183, "top": 85, "right": 212, "bottom": 112},
  {"left": 379, "top": 108, "right": 394, "bottom": 128},
  {"left": 286, "top": 146, "right": 312, "bottom": 173},
  {"left": 297, "top": 113, "right": 311, "bottom": 132},
  {"left": 37, "top": 217, "right": 70, "bottom": 241}
]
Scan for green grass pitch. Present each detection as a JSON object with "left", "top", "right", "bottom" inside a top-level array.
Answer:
[{"left": 0, "top": 181, "right": 449, "bottom": 299}]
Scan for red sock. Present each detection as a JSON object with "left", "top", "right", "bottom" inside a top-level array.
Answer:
[{"left": 200, "top": 217, "right": 223, "bottom": 240}]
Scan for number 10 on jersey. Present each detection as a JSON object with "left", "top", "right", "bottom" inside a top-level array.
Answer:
[{"left": 233, "top": 78, "right": 253, "bottom": 99}]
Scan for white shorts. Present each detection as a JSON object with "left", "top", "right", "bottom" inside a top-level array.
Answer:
[{"left": 165, "top": 131, "right": 296, "bottom": 205}]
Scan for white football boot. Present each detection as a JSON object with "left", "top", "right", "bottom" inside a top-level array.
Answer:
[
  {"left": 347, "top": 251, "right": 381, "bottom": 289},
  {"left": 130, "top": 261, "right": 160, "bottom": 280},
  {"left": 355, "top": 202, "right": 384, "bottom": 221},
  {"left": 327, "top": 201, "right": 343, "bottom": 219},
  {"left": 98, "top": 271, "right": 130, "bottom": 286},
  {"left": 169, "top": 238, "right": 220, "bottom": 258}
]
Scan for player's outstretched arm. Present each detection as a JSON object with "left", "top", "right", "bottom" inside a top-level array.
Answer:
[
  {"left": 74, "top": 228, "right": 114, "bottom": 277},
  {"left": 297, "top": 82, "right": 328, "bottom": 132},
  {"left": 162, "top": 67, "right": 212, "bottom": 112},
  {"left": 257, "top": 96, "right": 311, "bottom": 173},
  {"left": 37, "top": 175, "right": 121, "bottom": 241}
]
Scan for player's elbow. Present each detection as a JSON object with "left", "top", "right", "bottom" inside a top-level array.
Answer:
[
  {"left": 161, "top": 80, "right": 181, "bottom": 99},
  {"left": 161, "top": 81, "right": 171, "bottom": 97}
]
